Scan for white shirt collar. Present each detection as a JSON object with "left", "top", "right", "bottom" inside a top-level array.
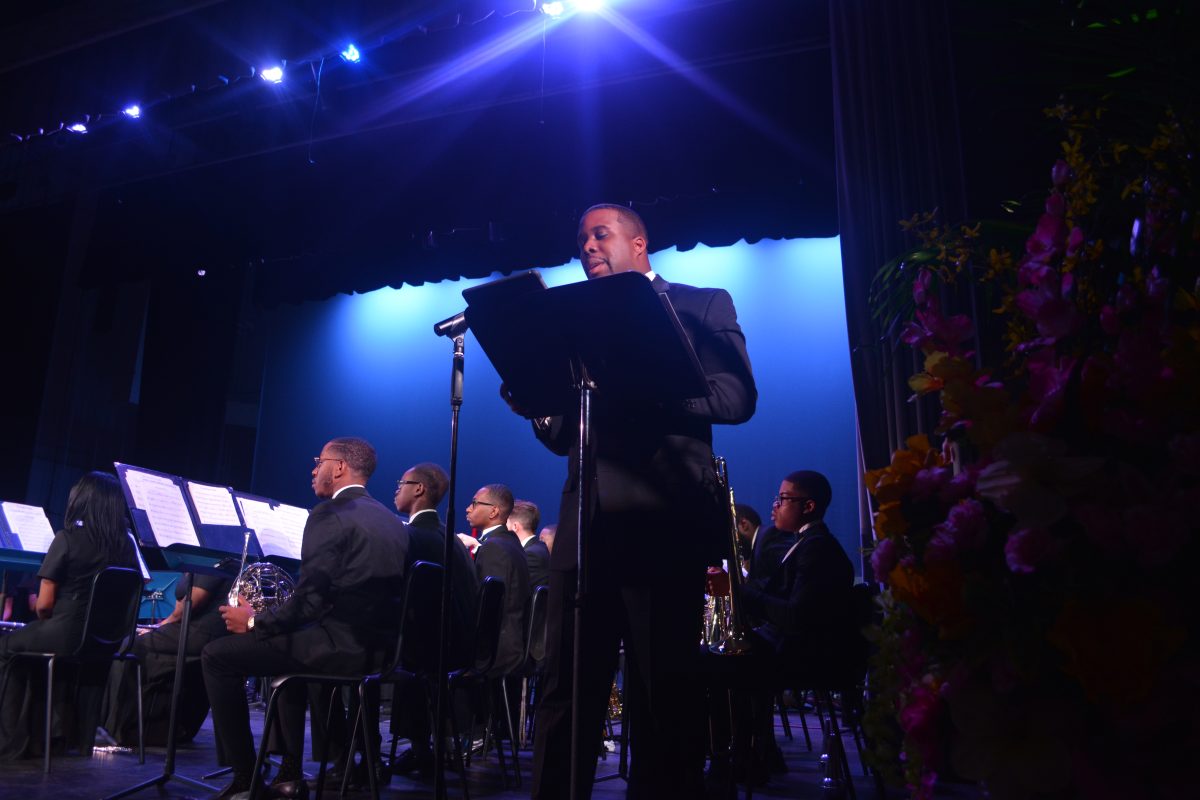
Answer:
[
  {"left": 332, "top": 484, "right": 365, "bottom": 499},
  {"left": 781, "top": 520, "right": 822, "bottom": 562}
]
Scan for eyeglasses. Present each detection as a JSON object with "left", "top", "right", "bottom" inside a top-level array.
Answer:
[
  {"left": 467, "top": 499, "right": 496, "bottom": 508},
  {"left": 396, "top": 479, "right": 422, "bottom": 488},
  {"left": 772, "top": 494, "right": 810, "bottom": 507},
  {"left": 313, "top": 457, "right": 344, "bottom": 467}
]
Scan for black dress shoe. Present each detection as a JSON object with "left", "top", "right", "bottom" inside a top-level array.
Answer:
[
  {"left": 267, "top": 775, "right": 309, "bottom": 800},
  {"left": 392, "top": 747, "right": 434, "bottom": 775},
  {"left": 212, "top": 775, "right": 267, "bottom": 800},
  {"left": 322, "top": 759, "right": 390, "bottom": 789}
]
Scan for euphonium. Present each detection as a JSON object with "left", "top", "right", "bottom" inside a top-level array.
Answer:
[{"left": 709, "top": 455, "right": 751, "bottom": 655}]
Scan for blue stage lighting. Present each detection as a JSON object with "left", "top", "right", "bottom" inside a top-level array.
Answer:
[
  {"left": 575, "top": 0, "right": 604, "bottom": 11},
  {"left": 122, "top": 105, "right": 141, "bottom": 119},
  {"left": 259, "top": 66, "right": 284, "bottom": 83},
  {"left": 67, "top": 122, "right": 88, "bottom": 134},
  {"left": 541, "top": 1, "right": 565, "bottom": 16},
  {"left": 340, "top": 44, "right": 361, "bottom": 63}
]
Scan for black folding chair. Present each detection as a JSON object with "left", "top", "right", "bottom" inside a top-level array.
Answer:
[
  {"left": 249, "top": 560, "right": 443, "bottom": 800},
  {"left": 446, "top": 576, "right": 505, "bottom": 800},
  {"left": 7, "top": 566, "right": 142, "bottom": 773}
]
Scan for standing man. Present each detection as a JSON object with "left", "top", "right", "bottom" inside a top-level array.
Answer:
[
  {"left": 516, "top": 204, "right": 757, "bottom": 800},
  {"left": 464, "top": 484, "right": 530, "bottom": 678},
  {"left": 509, "top": 499, "right": 550, "bottom": 589},
  {"left": 201, "top": 437, "right": 409, "bottom": 799}
]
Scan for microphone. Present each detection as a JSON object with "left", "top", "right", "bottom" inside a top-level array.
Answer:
[{"left": 433, "top": 310, "right": 468, "bottom": 338}]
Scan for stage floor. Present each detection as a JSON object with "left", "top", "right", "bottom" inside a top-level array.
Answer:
[{"left": 1, "top": 698, "right": 886, "bottom": 799}]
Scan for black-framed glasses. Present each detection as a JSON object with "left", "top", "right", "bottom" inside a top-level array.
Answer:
[
  {"left": 468, "top": 499, "right": 496, "bottom": 508},
  {"left": 396, "top": 479, "right": 422, "bottom": 488},
  {"left": 772, "top": 494, "right": 810, "bottom": 507},
  {"left": 313, "top": 456, "right": 344, "bottom": 467}
]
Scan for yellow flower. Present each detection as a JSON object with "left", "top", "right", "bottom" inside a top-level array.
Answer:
[{"left": 873, "top": 501, "right": 908, "bottom": 539}]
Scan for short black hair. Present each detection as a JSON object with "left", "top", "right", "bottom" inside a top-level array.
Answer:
[
  {"left": 734, "top": 503, "right": 761, "bottom": 529},
  {"left": 326, "top": 437, "right": 377, "bottom": 479},
  {"left": 482, "top": 483, "right": 514, "bottom": 518},
  {"left": 582, "top": 203, "right": 649, "bottom": 245},
  {"left": 782, "top": 470, "right": 832, "bottom": 517},
  {"left": 407, "top": 462, "right": 449, "bottom": 506}
]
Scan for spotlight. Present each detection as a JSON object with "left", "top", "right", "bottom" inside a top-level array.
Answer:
[
  {"left": 259, "top": 65, "right": 284, "bottom": 83},
  {"left": 122, "top": 105, "right": 141, "bottom": 119},
  {"left": 67, "top": 122, "right": 88, "bottom": 134},
  {"left": 340, "top": 43, "right": 361, "bottom": 63},
  {"left": 575, "top": 0, "right": 604, "bottom": 11},
  {"left": 541, "top": 1, "right": 565, "bottom": 16}
]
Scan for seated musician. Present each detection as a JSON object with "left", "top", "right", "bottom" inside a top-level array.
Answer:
[
  {"left": 201, "top": 437, "right": 409, "bottom": 800},
  {"left": 103, "top": 571, "right": 231, "bottom": 746},
  {"left": 0, "top": 472, "right": 139, "bottom": 760}
]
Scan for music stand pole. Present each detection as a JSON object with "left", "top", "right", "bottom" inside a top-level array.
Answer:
[
  {"left": 432, "top": 330, "right": 466, "bottom": 800},
  {"left": 569, "top": 367, "right": 595, "bottom": 800},
  {"left": 104, "top": 572, "right": 217, "bottom": 799}
]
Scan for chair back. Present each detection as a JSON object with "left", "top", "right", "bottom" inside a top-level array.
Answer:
[
  {"left": 392, "top": 560, "right": 444, "bottom": 674},
  {"left": 521, "top": 585, "right": 549, "bottom": 673},
  {"left": 469, "top": 577, "right": 505, "bottom": 676},
  {"left": 73, "top": 566, "right": 143, "bottom": 660}
]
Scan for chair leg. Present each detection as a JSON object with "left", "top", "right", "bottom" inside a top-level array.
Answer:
[
  {"left": 498, "top": 679, "right": 520, "bottom": 787},
  {"left": 248, "top": 680, "right": 288, "bottom": 800},
  {"left": 448, "top": 685, "right": 471, "bottom": 800},
  {"left": 135, "top": 662, "right": 145, "bottom": 764},
  {"left": 44, "top": 656, "right": 55, "bottom": 774},
  {"left": 776, "top": 692, "right": 792, "bottom": 741}
]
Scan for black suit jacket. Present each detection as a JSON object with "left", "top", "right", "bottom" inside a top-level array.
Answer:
[
  {"left": 740, "top": 521, "right": 855, "bottom": 670},
  {"left": 404, "top": 509, "right": 478, "bottom": 669},
  {"left": 537, "top": 275, "right": 757, "bottom": 579},
  {"left": 251, "top": 486, "right": 409, "bottom": 672},
  {"left": 747, "top": 526, "right": 798, "bottom": 590},
  {"left": 474, "top": 527, "right": 531, "bottom": 676},
  {"left": 522, "top": 537, "right": 551, "bottom": 588}
]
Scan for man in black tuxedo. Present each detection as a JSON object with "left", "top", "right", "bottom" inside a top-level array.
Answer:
[
  {"left": 465, "top": 484, "right": 530, "bottom": 678},
  {"left": 740, "top": 470, "right": 855, "bottom": 671},
  {"left": 202, "top": 437, "right": 409, "bottom": 799},
  {"left": 520, "top": 204, "right": 757, "bottom": 800},
  {"left": 390, "top": 461, "right": 478, "bottom": 777},
  {"left": 509, "top": 499, "right": 550, "bottom": 589}
]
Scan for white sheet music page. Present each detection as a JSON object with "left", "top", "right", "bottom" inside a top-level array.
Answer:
[
  {"left": 262, "top": 504, "right": 308, "bottom": 560},
  {"left": 186, "top": 482, "right": 242, "bottom": 526},
  {"left": 0, "top": 502, "right": 56, "bottom": 553},
  {"left": 123, "top": 469, "right": 200, "bottom": 547}
]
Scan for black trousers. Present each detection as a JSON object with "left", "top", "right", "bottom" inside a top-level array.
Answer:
[{"left": 531, "top": 568, "right": 707, "bottom": 800}]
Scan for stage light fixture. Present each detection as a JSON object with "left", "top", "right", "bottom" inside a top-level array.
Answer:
[
  {"left": 67, "top": 122, "right": 88, "bottom": 134},
  {"left": 575, "top": 0, "right": 604, "bottom": 11},
  {"left": 122, "top": 105, "right": 141, "bottom": 119},
  {"left": 541, "top": 1, "right": 565, "bottom": 16},
  {"left": 340, "top": 43, "right": 361, "bottom": 63},
  {"left": 259, "top": 65, "right": 284, "bottom": 83}
]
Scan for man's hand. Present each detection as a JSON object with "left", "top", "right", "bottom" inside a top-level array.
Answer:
[
  {"left": 220, "top": 601, "right": 255, "bottom": 634},
  {"left": 456, "top": 533, "right": 481, "bottom": 555}
]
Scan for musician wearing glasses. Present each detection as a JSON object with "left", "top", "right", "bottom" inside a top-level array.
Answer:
[
  {"left": 201, "top": 437, "right": 409, "bottom": 800},
  {"left": 516, "top": 204, "right": 757, "bottom": 800},
  {"left": 389, "top": 462, "right": 478, "bottom": 780},
  {"left": 465, "top": 484, "right": 530, "bottom": 678},
  {"left": 741, "top": 471, "right": 855, "bottom": 671}
]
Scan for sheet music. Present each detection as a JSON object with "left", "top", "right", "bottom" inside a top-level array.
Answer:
[
  {"left": 235, "top": 497, "right": 307, "bottom": 560},
  {"left": 123, "top": 469, "right": 200, "bottom": 547},
  {"left": 128, "top": 531, "right": 151, "bottom": 581},
  {"left": 0, "top": 501, "right": 56, "bottom": 553},
  {"left": 186, "top": 482, "right": 242, "bottom": 526}
]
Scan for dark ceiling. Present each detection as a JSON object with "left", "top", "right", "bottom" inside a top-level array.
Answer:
[{"left": 0, "top": 0, "right": 835, "bottom": 305}]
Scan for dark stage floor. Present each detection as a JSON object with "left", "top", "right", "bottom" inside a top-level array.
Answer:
[{"left": 0, "top": 700, "right": 883, "bottom": 800}]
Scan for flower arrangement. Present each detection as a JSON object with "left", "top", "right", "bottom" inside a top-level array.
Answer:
[{"left": 862, "top": 103, "right": 1199, "bottom": 799}]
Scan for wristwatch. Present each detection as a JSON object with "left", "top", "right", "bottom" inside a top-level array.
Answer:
[{"left": 247, "top": 615, "right": 256, "bottom": 631}]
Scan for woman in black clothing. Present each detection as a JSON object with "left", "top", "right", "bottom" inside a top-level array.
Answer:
[{"left": 0, "top": 471, "right": 138, "bottom": 759}]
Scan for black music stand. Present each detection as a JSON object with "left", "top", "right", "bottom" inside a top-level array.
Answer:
[
  {"left": 103, "top": 545, "right": 239, "bottom": 800},
  {"left": 465, "top": 270, "right": 708, "bottom": 800}
]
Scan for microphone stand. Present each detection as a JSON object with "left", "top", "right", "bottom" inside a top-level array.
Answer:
[
  {"left": 432, "top": 313, "right": 467, "bottom": 800},
  {"left": 569, "top": 361, "right": 596, "bottom": 800}
]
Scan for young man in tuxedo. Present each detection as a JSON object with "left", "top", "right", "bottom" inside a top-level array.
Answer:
[
  {"left": 202, "top": 437, "right": 409, "bottom": 800},
  {"left": 509, "top": 499, "right": 550, "bottom": 589}
]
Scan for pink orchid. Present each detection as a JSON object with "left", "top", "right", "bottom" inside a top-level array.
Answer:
[
  {"left": 870, "top": 537, "right": 900, "bottom": 581},
  {"left": 1051, "top": 159, "right": 1070, "bottom": 188},
  {"left": 1004, "top": 526, "right": 1060, "bottom": 573},
  {"left": 1026, "top": 349, "right": 1077, "bottom": 429}
]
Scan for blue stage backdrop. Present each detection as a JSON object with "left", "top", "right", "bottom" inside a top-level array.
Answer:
[{"left": 252, "top": 236, "right": 862, "bottom": 574}]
